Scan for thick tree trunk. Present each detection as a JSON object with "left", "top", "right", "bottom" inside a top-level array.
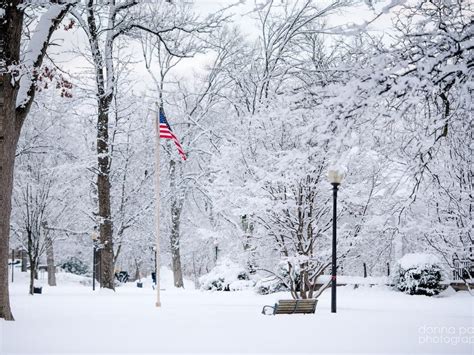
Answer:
[
  {"left": 45, "top": 235, "right": 56, "bottom": 286},
  {"left": 0, "top": 124, "right": 18, "bottom": 317},
  {"left": 0, "top": 118, "right": 18, "bottom": 318},
  {"left": 0, "top": 1, "right": 23, "bottom": 320},
  {"left": 97, "top": 100, "right": 115, "bottom": 289}
]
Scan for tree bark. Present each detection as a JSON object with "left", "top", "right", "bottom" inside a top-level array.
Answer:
[
  {"left": 21, "top": 249, "right": 28, "bottom": 272},
  {"left": 45, "top": 235, "right": 56, "bottom": 286},
  {"left": 0, "top": 119, "right": 18, "bottom": 316},
  {"left": 170, "top": 201, "right": 184, "bottom": 288},
  {"left": 96, "top": 98, "right": 115, "bottom": 289},
  {"left": 27, "top": 229, "right": 40, "bottom": 295},
  {"left": 29, "top": 262, "right": 36, "bottom": 296},
  {"left": 0, "top": 0, "right": 23, "bottom": 320},
  {"left": 169, "top": 159, "right": 184, "bottom": 288},
  {"left": 85, "top": 6, "right": 115, "bottom": 290},
  {"left": 134, "top": 259, "right": 141, "bottom": 282}
]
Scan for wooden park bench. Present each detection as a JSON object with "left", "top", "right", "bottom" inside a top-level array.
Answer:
[{"left": 262, "top": 299, "right": 318, "bottom": 315}]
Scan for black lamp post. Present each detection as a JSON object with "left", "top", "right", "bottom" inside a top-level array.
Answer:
[
  {"left": 328, "top": 169, "right": 344, "bottom": 313},
  {"left": 214, "top": 239, "right": 219, "bottom": 263}
]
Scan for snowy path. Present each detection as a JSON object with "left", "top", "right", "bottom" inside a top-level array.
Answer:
[{"left": 1, "top": 273, "right": 472, "bottom": 354}]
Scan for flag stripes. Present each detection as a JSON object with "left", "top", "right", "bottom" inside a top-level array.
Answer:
[{"left": 158, "top": 106, "right": 186, "bottom": 161}]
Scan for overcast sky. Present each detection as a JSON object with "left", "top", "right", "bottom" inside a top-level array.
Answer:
[{"left": 46, "top": 0, "right": 396, "bottom": 105}]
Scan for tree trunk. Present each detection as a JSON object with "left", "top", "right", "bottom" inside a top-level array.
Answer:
[
  {"left": 21, "top": 249, "right": 27, "bottom": 272},
  {"left": 241, "top": 215, "right": 257, "bottom": 274},
  {"left": 0, "top": 123, "right": 18, "bottom": 316},
  {"left": 45, "top": 235, "right": 56, "bottom": 286},
  {"left": 0, "top": 1, "right": 23, "bottom": 320},
  {"left": 134, "top": 260, "right": 141, "bottom": 282},
  {"left": 94, "top": 247, "right": 101, "bottom": 284},
  {"left": 169, "top": 160, "right": 184, "bottom": 288},
  {"left": 29, "top": 262, "right": 36, "bottom": 295},
  {"left": 85, "top": 5, "right": 116, "bottom": 290},
  {"left": 0, "top": 129, "right": 17, "bottom": 316},
  {"left": 27, "top": 230, "right": 38, "bottom": 295},
  {"left": 170, "top": 201, "right": 184, "bottom": 288},
  {"left": 192, "top": 253, "right": 200, "bottom": 289},
  {"left": 97, "top": 99, "right": 115, "bottom": 289}
]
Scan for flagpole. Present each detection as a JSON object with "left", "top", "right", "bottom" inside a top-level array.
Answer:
[{"left": 154, "top": 104, "right": 161, "bottom": 308}]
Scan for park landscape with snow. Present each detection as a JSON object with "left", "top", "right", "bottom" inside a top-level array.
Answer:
[
  {"left": 1, "top": 266, "right": 473, "bottom": 354},
  {"left": 0, "top": 0, "right": 473, "bottom": 354}
]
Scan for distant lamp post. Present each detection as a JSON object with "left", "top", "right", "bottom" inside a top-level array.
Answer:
[
  {"left": 92, "top": 229, "right": 98, "bottom": 291},
  {"left": 214, "top": 239, "right": 219, "bottom": 263},
  {"left": 328, "top": 169, "right": 344, "bottom": 313}
]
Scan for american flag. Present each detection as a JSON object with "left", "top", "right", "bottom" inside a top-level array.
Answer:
[{"left": 158, "top": 106, "right": 186, "bottom": 161}]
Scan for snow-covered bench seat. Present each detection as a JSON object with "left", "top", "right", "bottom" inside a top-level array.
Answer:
[{"left": 262, "top": 299, "right": 317, "bottom": 315}]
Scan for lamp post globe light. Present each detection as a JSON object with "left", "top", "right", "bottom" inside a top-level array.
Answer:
[{"left": 328, "top": 169, "right": 344, "bottom": 313}]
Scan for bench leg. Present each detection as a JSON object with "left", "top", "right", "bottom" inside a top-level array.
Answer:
[{"left": 261, "top": 305, "right": 275, "bottom": 315}]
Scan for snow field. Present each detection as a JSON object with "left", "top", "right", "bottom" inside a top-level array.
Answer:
[{"left": 1, "top": 269, "right": 472, "bottom": 354}]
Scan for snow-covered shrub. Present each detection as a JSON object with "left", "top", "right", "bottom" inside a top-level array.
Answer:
[
  {"left": 255, "top": 262, "right": 290, "bottom": 295},
  {"left": 199, "top": 258, "right": 255, "bottom": 291},
  {"left": 60, "top": 257, "right": 88, "bottom": 275},
  {"left": 394, "top": 253, "right": 445, "bottom": 296},
  {"left": 255, "top": 276, "right": 289, "bottom": 295}
]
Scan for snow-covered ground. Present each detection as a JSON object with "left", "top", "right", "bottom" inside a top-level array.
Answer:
[{"left": 1, "top": 269, "right": 472, "bottom": 355}]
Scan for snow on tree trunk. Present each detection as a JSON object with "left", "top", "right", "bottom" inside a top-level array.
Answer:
[
  {"left": 45, "top": 235, "right": 56, "bottom": 286},
  {"left": 169, "top": 159, "right": 184, "bottom": 288},
  {"left": 81, "top": 4, "right": 117, "bottom": 291},
  {"left": 170, "top": 203, "right": 184, "bottom": 288},
  {"left": 96, "top": 99, "right": 115, "bottom": 290}
]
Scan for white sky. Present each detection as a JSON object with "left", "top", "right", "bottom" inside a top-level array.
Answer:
[{"left": 47, "top": 0, "right": 397, "bottom": 100}]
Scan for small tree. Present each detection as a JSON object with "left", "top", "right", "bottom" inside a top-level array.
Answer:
[{"left": 13, "top": 168, "right": 62, "bottom": 294}]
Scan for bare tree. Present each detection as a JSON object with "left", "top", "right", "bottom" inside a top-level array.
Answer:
[{"left": 13, "top": 169, "right": 61, "bottom": 294}]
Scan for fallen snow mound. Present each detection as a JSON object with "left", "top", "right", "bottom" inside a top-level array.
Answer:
[{"left": 397, "top": 253, "right": 441, "bottom": 269}]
